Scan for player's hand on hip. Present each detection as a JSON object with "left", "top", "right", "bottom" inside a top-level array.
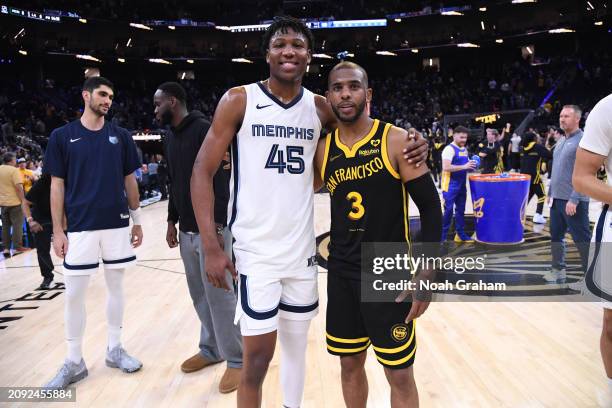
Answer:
[
  {"left": 205, "top": 247, "right": 236, "bottom": 291},
  {"left": 403, "top": 128, "right": 429, "bottom": 167},
  {"left": 166, "top": 223, "right": 179, "bottom": 248},
  {"left": 565, "top": 201, "right": 577, "bottom": 216},
  {"left": 405, "top": 299, "right": 430, "bottom": 322},
  {"left": 396, "top": 272, "right": 433, "bottom": 321},
  {"left": 52, "top": 231, "right": 68, "bottom": 258},
  {"left": 131, "top": 225, "right": 143, "bottom": 248}
]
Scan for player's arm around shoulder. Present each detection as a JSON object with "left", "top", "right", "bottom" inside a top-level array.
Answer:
[
  {"left": 313, "top": 134, "right": 329, "bottom": 191},
  {"left": 386, "top": 126, "right": 430, "bottom": 183},
  {"left": 314, "top": 94, "right": 338, "bottom": 133}
]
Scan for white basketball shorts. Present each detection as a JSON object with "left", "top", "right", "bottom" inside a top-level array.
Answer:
[
  {"left": 585, "top": 204, "right": 612, "bottom": 309},
  {"left": 62, "top": 226, "right": 136, "bottom": 276},
  {"left": 234, "top": 266, "right": 319, "bottom": 336}
]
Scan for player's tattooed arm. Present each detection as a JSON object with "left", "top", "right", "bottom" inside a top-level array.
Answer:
[{"left": 191, "top": 86, "right": 245, "bottom": 290}]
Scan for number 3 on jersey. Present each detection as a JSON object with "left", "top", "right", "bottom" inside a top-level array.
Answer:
[
  {"left": 265, "top": 144, "right": 304, "bottom": 174},
  {"left": 346, "top": 191, "right": 365, "bottom": 220}
]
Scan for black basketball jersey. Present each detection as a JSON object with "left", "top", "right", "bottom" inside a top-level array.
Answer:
[{"left": 321, "top": 119, "right": 409, "bottom": 279}]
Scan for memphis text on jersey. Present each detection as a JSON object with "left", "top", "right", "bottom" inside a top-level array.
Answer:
[{"left": 252, "top": 124, "right": 315, "bottom": 140}]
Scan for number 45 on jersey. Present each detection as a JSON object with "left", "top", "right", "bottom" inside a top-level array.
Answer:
[{"left": 264, "top": 144, "right": 305, "bottom": 174}]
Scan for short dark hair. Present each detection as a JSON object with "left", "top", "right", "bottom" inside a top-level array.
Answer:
[
  {"left": 562, "top": 104, "right": 582, "bottom": 118},
  {"left": 157, "top": 82, "right": 187, "bottom": 105},
  {"left": 328, "top": 61, "right": 369, "bottom": 88},
  {"left": 261, "top": 15, "right": 314, "bottom": 55},
  {"left": 522, "top": 131, "right": 537, "bottom": 146},
  {"left": 454, "top": 126, "right": 469, "bottom": 135},
  {"left": 82, "top": 76, "right": 114, "bottom": 93},
  {"left": 2, "top": 152, "right": 16, "bottom": 164}
]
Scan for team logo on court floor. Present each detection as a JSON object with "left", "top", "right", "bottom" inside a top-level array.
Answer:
[
  {"left": 391, "top": 324, "right": 408, "bottom": 342},
  {"left": 316, "top": 215, "right": 587, "bottom": 298}
]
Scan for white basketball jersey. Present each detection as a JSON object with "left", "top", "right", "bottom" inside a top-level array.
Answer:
[{"left": 228, "top": 82, "right": 322, "bottom": 277}]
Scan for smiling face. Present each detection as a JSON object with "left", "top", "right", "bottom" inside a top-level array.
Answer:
[
  {"left": 326, "top": 67, "right": 371, "bottom": 123},
  {"left": 83, "top": 84, "right": 113, "bottom": 117},
  {"left": 266, "top": 28, "right": 311, "bottom": 83}
]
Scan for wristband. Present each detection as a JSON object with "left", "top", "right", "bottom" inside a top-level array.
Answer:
[{"left": 129, "top": 207, "right": 142, "bottom": 225}]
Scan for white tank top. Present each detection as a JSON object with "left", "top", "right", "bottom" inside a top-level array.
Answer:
[{"left": 228, "top": 82, "right": 322, "bottom": 277}]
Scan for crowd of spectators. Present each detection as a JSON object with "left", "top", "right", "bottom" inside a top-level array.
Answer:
[{"left": 1, "top": 52, "right": 610, "bottom": 164}]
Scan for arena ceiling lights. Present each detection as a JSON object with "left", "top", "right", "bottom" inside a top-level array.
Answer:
[
  {"left": 376, "top": 51, "right": 397, "bottom": 56},
  {"left": 231, "top": 58, "right": 253, "bottom": 63},
  {"left": 129, "top": 23, "right": 153, "bottom": 31},
  {"left": 76, "top": 54, "right": 101, "bottom": 62},
  {"left": 313, "top": 53, "right": 333, "bottom": 59},
  {"left": 548, "top": 28, "right": 576, "bottom": 33},
  {"left": 148, "top": 58, "right": 171, "bottom": 65},
  {"left": 457, "top": 43, "right": 480, "bottom": 48}
]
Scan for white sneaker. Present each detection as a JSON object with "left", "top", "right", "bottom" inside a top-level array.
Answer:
[
  {"left": 567, "top": 278, "right": 585, "bottom": 293},
  {"left": 533, "top": 213, "right": 546, "bottom": 224},
  {"left": 543, "top": 268, "right": 566, "bottom": 283},
  {"left": 106, "top": 345, "right": 142, "bottom": 373},
  {"left": 44, "top": 359, "right": 88, "bottom": 390}
]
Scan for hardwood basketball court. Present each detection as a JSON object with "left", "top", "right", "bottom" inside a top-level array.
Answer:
[{"left": 0, "top": 193, "right": 609, "bottom": 407}]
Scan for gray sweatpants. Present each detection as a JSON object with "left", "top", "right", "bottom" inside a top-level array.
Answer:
[{"left": 179, "top": 229, "right": 242, "bottom": 368}]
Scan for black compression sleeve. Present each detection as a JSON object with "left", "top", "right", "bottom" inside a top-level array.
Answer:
[{"left": 404, "top": 172, "right": 442, "bottom": 244}]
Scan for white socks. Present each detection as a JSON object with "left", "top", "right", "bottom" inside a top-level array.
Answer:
[
  {"left": 64, "top": 275, "right": 90, "bottom": 364},
  {"left": 63, "top": 268, "right": 126, "bottom": 363},
  {"left": 278, "top": 318, "right": 311, "bottom": 408}
]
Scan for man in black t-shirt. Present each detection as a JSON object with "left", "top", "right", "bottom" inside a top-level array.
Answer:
[
  {"left": 478, "top": 129, "right": 503, "bottom": 174},
  {"left": 21, "top": 173, "right": 54, "bottom": 289}
]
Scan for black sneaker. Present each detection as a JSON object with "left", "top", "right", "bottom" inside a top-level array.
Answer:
[
  {"left": 2, "top": 251, "right": 10, "bottom": 259},
  {"left": 38, "top": 277, "right": 53, "bottom": 290}
]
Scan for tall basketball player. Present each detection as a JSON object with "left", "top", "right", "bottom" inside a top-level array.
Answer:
[
  {"left": 190, "top": 16, "right": 428, "bottom": 408},
  {"left": 315, "top": 61, "right": 441, "bottom": 408},
  {"left": 44, "top": 77, "right": 143, "bottom": 389},
  {"left": 573, "top": 93, "right": 612, "bottom": 401}
]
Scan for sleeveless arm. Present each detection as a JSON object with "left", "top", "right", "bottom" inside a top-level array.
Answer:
[{"left": 191, "top": 87, "right": 246, "bottom": 251}]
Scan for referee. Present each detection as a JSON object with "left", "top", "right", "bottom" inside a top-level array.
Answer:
[{"left": 44, "top": 77, "right": 144, "bottom": 390}]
